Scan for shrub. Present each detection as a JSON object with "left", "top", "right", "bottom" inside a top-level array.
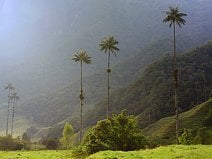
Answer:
[
  {"left": 0, "top": 135, "right": 24, "bottom": 151},
  {"left": 179, "top": 129, "right": 193, "bottom": 145},
  {"left": 84, "top": 110, "right": 148, "bottom": 154},
  {"left": 72, "top": 146, "right": 87, "bottom": 159},
  {"left": 41, "top": 138, "right": 58, "bottom": 150}
]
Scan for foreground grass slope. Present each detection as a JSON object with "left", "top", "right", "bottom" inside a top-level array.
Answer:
[
  {"left": 0, "top": 145, "right": 211, "bottom": 159},
  {"left": 87, "top": 145, "right": 212, "bottom": 159},
  {"left": 0, "top": 150, "right": 73, "bottom": 159}
]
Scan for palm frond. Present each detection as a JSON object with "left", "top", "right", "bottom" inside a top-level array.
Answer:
[
  {"left": 99, "top": 36, "right": 119, "bottom": 55},
  {"left": 72, "top": 49, "right": 91, "bottom": 64},
  {"left": 163, "top": 6, "right": 187, "bottom": 28}
]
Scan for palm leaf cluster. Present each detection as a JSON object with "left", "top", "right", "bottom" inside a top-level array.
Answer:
[
  {"left": 99, "top": 36, "right": 119, "bottom": 55},
  {"left": 72, "top": 49, "right": 91, "bottom": 64},
  {"left": 163, "top": 6, "right": 187, "bottom": 28}
]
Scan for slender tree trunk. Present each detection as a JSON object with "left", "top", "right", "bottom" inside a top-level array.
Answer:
[
  {"left": 107, "top": 51, "right": 111, "bottom": 118},
  {"left": 173, "top": 22, "right": 179, "bottom": 144},
  {"left": 195, "top": 79, "right": 199, "bottom": 104},
  {"left": 6, "top": 89, "right": 11, "bottom": 136},
  {"left": 80, "top": 61, "right": 83, "bottom": 143},
  {"left": 11, "top": 99, "right": 15, "bottom": 136},
  {"left": 202, "top": 69, "right": 207, "bottom": 101}
]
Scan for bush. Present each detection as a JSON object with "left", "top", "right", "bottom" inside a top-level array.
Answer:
[
  {"left": 0, "top": 135, "right": 24, "bottom": 151},
  {"left": 84, "top": 110, "right": 148, "bottom": 154},
  {"left": 179, "top": 129, "right": 193, "bottom": 145},
  {"left": 41, "top": 138, "right": 58, "bottom": 150},
  {"left": 72, "top": 146, "right": 87, "bottom": 159}
]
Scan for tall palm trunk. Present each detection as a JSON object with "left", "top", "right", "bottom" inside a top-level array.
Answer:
[
  {"left": 80, "top": 61, "right": 83, "bottom": 143},
  {"left": 6, "top": 89, "right": 11, "bottom": 136},
  {"left": 11, "top": 98, "right": 15, "bottom": 136},
  {"left": 173, "top": 22, "right": 179, "bottom": 144},
  {"left": 107, "top": 51, "right": 111, "bottom": 118},
  {"left": 202, "top": 69, "right": 206, "bottom": 101}
]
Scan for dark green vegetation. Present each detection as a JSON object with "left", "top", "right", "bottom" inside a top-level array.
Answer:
[{"left": 82, "top": 42, "right": 212, "bottom": 134}]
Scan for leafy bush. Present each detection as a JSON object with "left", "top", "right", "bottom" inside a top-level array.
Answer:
[
  {"left": 72, "top": 146, "right": 87, "bottom": 159},
  {"left": 84, "top": 110, "right": 148, "bottom": 154},
  {"left": 0, "top": 135, "right": 24, "bottom": 151},
  {"left": 179, "top": 129, "right": 193, "bottom": 145},
  {"left": 41, "top": 138, "right": 58, "bottom": 150}
]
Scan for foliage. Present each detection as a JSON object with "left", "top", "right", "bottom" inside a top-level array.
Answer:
[
  {"left": 22, "top": 133, "right": 31, "bottom": 150},
  {"left": 0, "top": 135, "right": 24, "bottom": 151},
  {"left": 60, "top": 122, "right": 74, "bottom": 149},
  {"left": 71, "top": 146, "right": 87, "bottom": 159},
  {"left": 84, "top": 110, "right": 147, "bottom": 154},
  {"left": 41, "top": 138, "right": 58, "bottom": 150},
  {"left": 179, "top": 129, "right": 193, "bottom": 145}
]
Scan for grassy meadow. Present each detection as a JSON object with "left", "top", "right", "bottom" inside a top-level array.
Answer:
[{"left": 0, "top": 145, "right": 211, "bottom": 159}]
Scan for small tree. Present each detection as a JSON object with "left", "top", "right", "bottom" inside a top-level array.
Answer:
[
  {"left": 22, "top": 133, "right": 31, "bottom": 150},
  {"left": 84, "top": 110, "right": 147, "bottom": 154},
  {"left": 60, "top": 122, "right": 74, "bottom": 149},
  {"left": 179, "top": 129, "right": 193, "bottom": 145}
]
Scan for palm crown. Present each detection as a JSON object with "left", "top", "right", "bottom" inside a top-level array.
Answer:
[
  {"left": 99, "top": 36, "right": 119, "bottom": 55},
  {"left": 10, "top": 92, "right": 20, "bottom": 101},
  {"left": 72, "top": 49, "right": 91, "bottom": 64},
  {"left": 163, "top": 6, "right": 187, "bottom": 28}
]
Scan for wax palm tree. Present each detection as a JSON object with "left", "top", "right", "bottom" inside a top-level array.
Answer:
[
  {"left": 10, "top": 92, "right": 19, "bottom": 136},
  {"left": 163, "top": 6, "right": 187, "bottom": 144},
  {"left": 99, "top": 36, "right": 119, "bottom": 117},
  {"left": 4, "top": 83, "right": 14, "bottom": 136},
  {"left": 72, "top": 49, "right": 91, "bottom": 143}
]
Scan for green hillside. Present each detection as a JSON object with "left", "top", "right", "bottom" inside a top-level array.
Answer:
[
  {"left": 82, "top": 42, "right": 212, "bottom": 130},
  {"left": 143, "top": 98, "right": 212, "bottom": 144}
]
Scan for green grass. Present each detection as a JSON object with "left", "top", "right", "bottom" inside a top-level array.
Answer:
[
  {"left": 0, "top": 150, "right": 73, "bottom": 159},
  {"left": 0, "top": 145, "right": 211, "bottom": 159},
  {"left": 87, "top": 145, "right": 212, "bottom": 159}
]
